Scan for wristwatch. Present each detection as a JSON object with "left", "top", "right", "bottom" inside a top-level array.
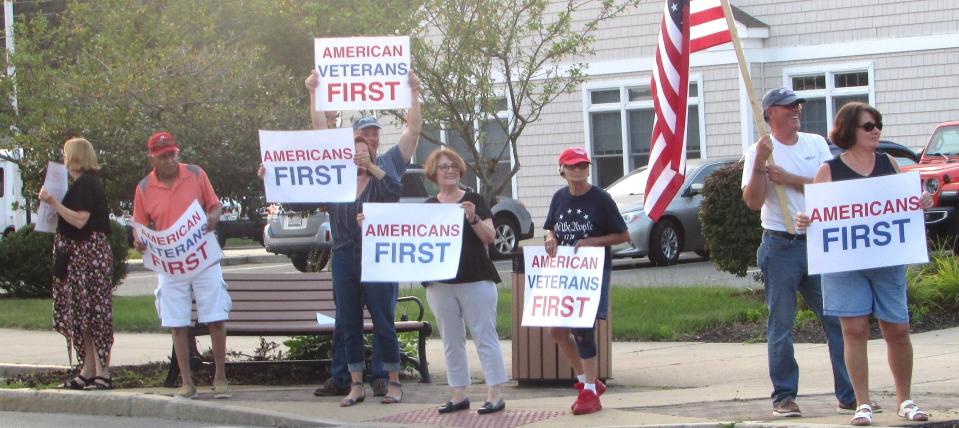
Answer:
[{"left": 469, "top": 216, "right": 480, "bottom": 225}]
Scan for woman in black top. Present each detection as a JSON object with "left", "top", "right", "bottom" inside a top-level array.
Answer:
[
  {"left": 421, "top": 148, "right": 507, "bottom": 415},
  {"left": 796, "top": 103, "right": 933, "bottom": 425},
  {"left": 39, "top": 138, "right": 114, "bottom": 390}
]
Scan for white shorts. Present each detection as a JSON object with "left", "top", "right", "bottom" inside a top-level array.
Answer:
[{"left": 154, "top": 264, "right": 231, "bottom": 328}]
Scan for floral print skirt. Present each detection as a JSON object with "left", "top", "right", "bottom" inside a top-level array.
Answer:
[{"left": 52, "top": 232, "right": 114, "bottom": 369}]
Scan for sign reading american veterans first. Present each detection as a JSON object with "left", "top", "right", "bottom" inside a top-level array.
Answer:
[
  {"left": 133, "top": 200, "right": 223, "bottom": 279},
  {"left": 805, "top": 172, "right": 927, "bottom": 274},
  {"left": 522, "top": 246, "right": 605, "bottom": 328},
  {"left": 314, "top": 36, "right": 411, "bottom": 111}
]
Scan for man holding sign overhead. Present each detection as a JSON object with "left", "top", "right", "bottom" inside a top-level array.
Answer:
[
  {"left": 542, "top": 147, "right": 628, "bottom": 415},
  {"left": 132, "top": 132, "right": 232, "bottom": 400},
  {"left": 304, "top": 59, "right": 421, "bottom": 406}
]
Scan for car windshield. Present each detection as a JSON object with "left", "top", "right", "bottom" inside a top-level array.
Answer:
[
  {"left": 606, "top": 167, "right": 650, "bottom": 198},
  {"left": 926, "top": 126, "right": 959, "bottom": 156}
]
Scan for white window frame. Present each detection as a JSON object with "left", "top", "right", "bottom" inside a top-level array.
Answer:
[
  {"left": 783, "top": 61, "right": 875, "bottom": 138},
  {"left": 581, "top": 74, "right": 706, "bottom": 185}
]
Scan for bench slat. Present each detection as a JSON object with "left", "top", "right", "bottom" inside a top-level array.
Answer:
[{"left": 223, "top": 272, "right": 332, "bottom": 282}]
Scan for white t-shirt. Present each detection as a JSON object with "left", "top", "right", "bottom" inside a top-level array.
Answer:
[{"left": 741, "top": 132, "right": 832, "bottom": 232}]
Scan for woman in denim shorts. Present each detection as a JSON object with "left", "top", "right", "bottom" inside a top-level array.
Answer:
[{"left": 796, "top": 102, "right": 933, "bottom": 426}]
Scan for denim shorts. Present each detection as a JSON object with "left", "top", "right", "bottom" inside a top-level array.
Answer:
[{"left": 821, "top": 265, "right": 909, "bottom": 323}]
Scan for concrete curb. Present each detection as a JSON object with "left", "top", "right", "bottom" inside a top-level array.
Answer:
[
  {"left": 127, "top": 253, "right": 288, "bottom": 272},
  {"left": 0, "top": 388, "right": 342, "bottom": 427},
  {"left": 0, "top": 363, "right": 70, "bottom": 378}
]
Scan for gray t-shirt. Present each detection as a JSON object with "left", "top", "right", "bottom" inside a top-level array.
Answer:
[{"left": 328, "top": 145, "right": 406, "bottom": 250}]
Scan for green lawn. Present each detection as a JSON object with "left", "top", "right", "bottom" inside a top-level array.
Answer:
[{"left": 0, "top": 286, "right": 766, "bottom": 341}]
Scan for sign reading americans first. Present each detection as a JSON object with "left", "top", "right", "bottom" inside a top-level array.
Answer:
[
  {"left": 314, "top": 36, "right": 411, "bottom": 111},
  {"left": 259, "top": 128, "right": 357, "bottom": 203}
]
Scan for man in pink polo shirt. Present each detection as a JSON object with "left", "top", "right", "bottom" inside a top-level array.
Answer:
[{"left": 133, "top": 131, "right": 231, "bottom": 400}]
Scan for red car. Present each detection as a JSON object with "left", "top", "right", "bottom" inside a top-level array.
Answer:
[{"left": 900, "top": 121, "right": 959, "bottom": 246}]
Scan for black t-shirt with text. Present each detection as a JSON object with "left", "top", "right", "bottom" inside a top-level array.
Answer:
[{"left": 543, "top": 185, "right": 627, "bottom": 270}]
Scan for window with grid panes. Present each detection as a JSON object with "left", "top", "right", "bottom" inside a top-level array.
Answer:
[
  {"left": 788, "top": 69, "right": 871, "bottom": 139},
  {"left": 587, "top": 80, "right": 703, "bottom": 188}
]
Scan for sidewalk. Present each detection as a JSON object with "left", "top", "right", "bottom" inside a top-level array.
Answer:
[{"left": 2, "top": 327, "right": 957, "bottom": 427}]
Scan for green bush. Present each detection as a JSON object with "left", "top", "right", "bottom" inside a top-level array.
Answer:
[
  {"left": 699, "top": 161, "right": 762, "bottom": 277},
  {"left": 907, "top": 246, "right": 959, "bottom": 316},
  {"left": 0, "top": 221, "right": 129, "bottom": 298}
]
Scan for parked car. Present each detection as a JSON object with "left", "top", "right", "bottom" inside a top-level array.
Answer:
[
  {"left": 214, "top": 199, "right": 266, "bottom": 249},
  {"left": 900, "top": 121, "right": 959, "bottom": 247},
  {"left": 263, "top": 165, "right": 535, "bottom": 272},
  {"left": 828, "top": 139, "right": 919, "bottom": 167},
  {"left": 607, "top": 157, "right": 738, "bottom": 266}
]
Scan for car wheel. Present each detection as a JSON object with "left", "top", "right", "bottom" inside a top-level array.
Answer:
[
  {"left": 291, "top": 248, "right": 331, "bottom": 272},
  {"left": 648, "top": 219, "right": 681, "bottom": 266},
  {"left": 492, "top": 216, "right": 519, "bottom": 259}
]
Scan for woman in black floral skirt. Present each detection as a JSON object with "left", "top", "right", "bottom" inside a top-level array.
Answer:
[{"left": 39, "top": 137, "right": 114, "bottom": 390}]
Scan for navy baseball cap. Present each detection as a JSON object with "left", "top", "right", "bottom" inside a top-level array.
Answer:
[
  {"left": 761, "top": 87, "right": 805, "bottom": 111},
  {"left": 352, "top": 116, "right": 381, "bottom": 131}
]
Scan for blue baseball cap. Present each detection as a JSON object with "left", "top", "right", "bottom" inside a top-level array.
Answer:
[
  {"left": 352, "top": 116, "right": 381, "bottom": 131},
  {"left": 761, "top": 87, "right": 806, "bottom": 111}
]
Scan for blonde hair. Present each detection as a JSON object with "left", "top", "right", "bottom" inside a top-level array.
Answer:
[
  {"left": 63, "top": 138, "right": 100, "bottom": 172},
  {"left": 424, "top": 147, "right": 467, "bottom": 182}
]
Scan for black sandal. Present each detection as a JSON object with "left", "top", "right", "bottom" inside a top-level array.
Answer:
[
  {"left": 86, "top": 376, "right": 113, "bottom": 390},
  {"left": 339, "top": 382, "right": 366, "bottom": 407},
  {"left": 59, "top": 375, "right": 92, "bottom": 390},
  {"left": 381, "top": 381, "right": 403, "bottom": 404}
]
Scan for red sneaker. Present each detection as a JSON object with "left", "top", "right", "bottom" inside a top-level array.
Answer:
[{"left": 571, "top": 389, "right": 602, "bottom": 415}]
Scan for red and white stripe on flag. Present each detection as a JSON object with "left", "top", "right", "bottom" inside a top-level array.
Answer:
[
  {"left": 644, "top": 0, "right": 731, "bottom": 222},
  {"left": 690, "top": 0, "right": 732, "bottom": 52}
]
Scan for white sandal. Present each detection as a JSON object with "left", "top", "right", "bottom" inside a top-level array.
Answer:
[
  {"left": 897, "top": 400, "right": 929, "bottom": 421},
  {"left": 851, "top": 404, "right": 873, "bottom": 426}
]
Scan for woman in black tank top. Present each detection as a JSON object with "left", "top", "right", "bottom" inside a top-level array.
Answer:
[{"left": 795, "top": 102, "right": 934, "bottom": 425}]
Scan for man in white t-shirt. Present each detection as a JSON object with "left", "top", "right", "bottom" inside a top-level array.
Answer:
[{"left": 742, "top": 87, "right": 855, "bottom": 418}]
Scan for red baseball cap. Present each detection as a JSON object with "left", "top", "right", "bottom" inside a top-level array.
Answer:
[
  {"left": 558, "top": 147, "right": 591, "bottom": 166},
  {"left": 147, "top": 131, "right": 179, "bottom": 156}
]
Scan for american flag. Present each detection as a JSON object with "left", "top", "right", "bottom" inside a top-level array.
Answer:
[{"left": 644, "top": 0, "right": 731, "bottom": 221}]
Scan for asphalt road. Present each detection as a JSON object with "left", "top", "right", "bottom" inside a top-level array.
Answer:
[{"left": 115, "top": 253, "right": 758, "bottom": 297}]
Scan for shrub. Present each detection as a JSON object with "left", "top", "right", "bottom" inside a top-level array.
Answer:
[
  {"left": 907, "top": 246, "right": 959, "bottom": 316},
  {"left": 0, "top": 221, "right": 129, "bottom": 298},
  {"left": 699, "top": 161, "right": 762, "bottom": 277}
]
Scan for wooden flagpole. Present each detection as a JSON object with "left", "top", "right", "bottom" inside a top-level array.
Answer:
[{"left": 719, "top": 0, "right": 795, "bottom": 233}]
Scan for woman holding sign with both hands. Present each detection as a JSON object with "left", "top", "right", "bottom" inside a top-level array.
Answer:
[
  {"left": 543, "top": 147, "right": 628, "bottom": 415},
  {"left": 417, "top": 148, "right": 508, "bottom": 415},
  {"left": 795, "top": 102, "right": 933, "bottom": 426}
]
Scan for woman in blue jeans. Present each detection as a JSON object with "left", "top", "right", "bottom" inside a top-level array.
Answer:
[{"left": 797, "top": 102, "right": 933, "bottom": 426}]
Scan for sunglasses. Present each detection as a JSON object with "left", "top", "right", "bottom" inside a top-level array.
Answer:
[
  {"left": 859, "top": 122, "right": 883, "bottom": 132},
  {"left": 564, "top": 163, "right": 590, "bottom": 170}
]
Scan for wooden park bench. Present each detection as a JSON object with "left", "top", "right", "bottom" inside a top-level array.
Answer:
[{"left": 163, "top": 272, "right": 433, "bottom": 386}]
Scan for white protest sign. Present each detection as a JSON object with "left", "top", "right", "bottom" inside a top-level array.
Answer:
[
  {"left": 259, "top": 128, "right": 357, "bottom": 203},
  {"left": 35, "top": 162, "right": 69, "bottom": 233},
  {"left": 133, "top": 200, "right": 223, "bottom": 279},
  {"left": 805, "top": 171, "right": 927, "bottom": 274},
  {"left": 314, "top": 36, "right": 411, "bottom": 111},
  {"left": 360, "top": 203, "right": 463, "bottom": 282},
  {"left": 522, "top": 246, "right": 605, "bottom": 328},
  {"left": 316, "top": 312, "right": 336, "bottom": 327}
]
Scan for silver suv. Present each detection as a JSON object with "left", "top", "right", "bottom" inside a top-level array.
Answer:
[{"left": 263, "top": 166, "right": 534, "bottom": 271}]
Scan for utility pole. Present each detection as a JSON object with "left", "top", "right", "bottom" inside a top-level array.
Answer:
[{"left": 4, "top": 0, "right": 16, "bottom": 113}]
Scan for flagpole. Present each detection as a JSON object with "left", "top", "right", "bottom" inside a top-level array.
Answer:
[{"left": 719, "top": 0, "right": 795, "bottom": 234}]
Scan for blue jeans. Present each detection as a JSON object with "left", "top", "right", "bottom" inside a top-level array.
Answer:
[
  {"left": 329, "top": 312, "right": 386, "bottom": 387},
  {"left": 332, "top": 246, "right": 401, "bottom": 373},
  {"left": 757, "top": 231, "right": 855, "bottom": 406}
]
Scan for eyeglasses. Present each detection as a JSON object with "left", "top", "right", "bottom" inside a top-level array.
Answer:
[
  {"left": 437, "top": 164, "right": 460, "bottom": 172},
  {"left": 859, "top": 122, "right": 883, "bottom": 132},
  {"left": 777, "top": 102, "right": 804, "bottom": 112},
  {"left": 564, "top": 163, "right": 590, "bottom": 170}
]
